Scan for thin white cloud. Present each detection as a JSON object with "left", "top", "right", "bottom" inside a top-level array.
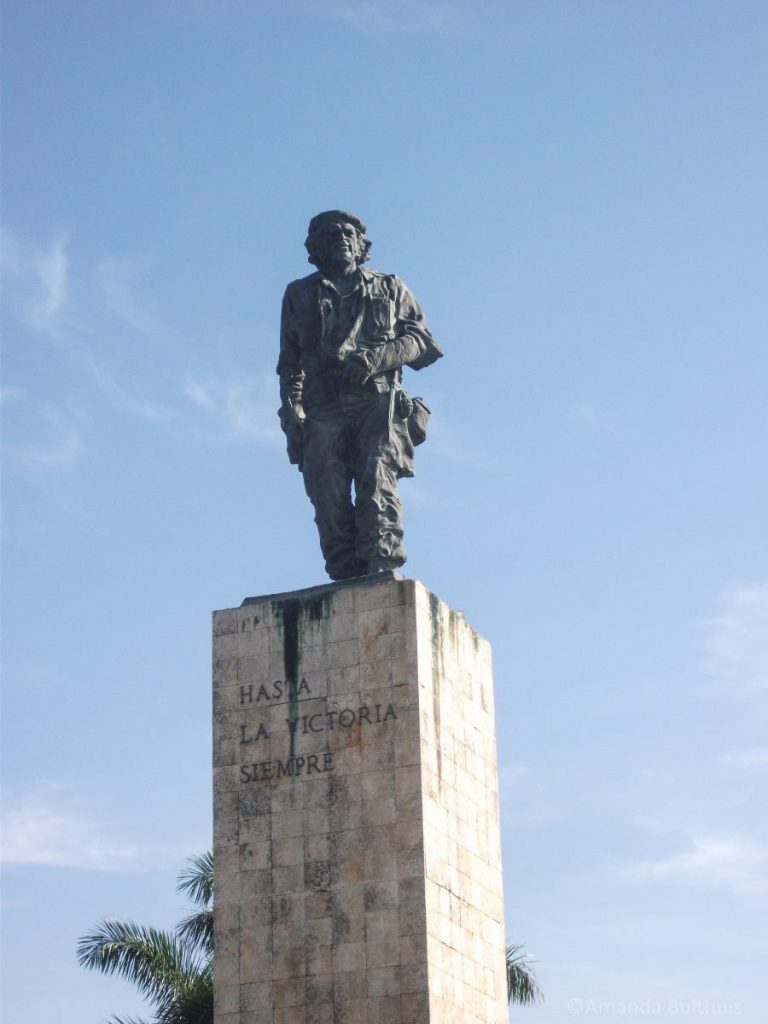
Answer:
[
  {"left": 0, "top": 227, "right": 70, "bottom": 336},
  {"left": 183, "top": 372, "right": 282, "bottom": 446},
  {"left": 498, "top": 761, "right": 529, "bottom": 789},
  {"left": 718, "top": 748, "right": 768, "bottom": 770},
  {"left": 318, "top": 0, "right": 463, "bottom": 35},
  {"left": 1, "top": 788, "right": 142, "bottom": 871},
  {"left": 36, "top": 238, "right": 68, "bottom": 327},
  {"left": 497, "top": 760, "right": 561, "bottom": 828},
  {"left": 183, "top": 377, "right": 215, "bottom": 409},
  {"left": 427, "top": 413, "right": 496, "bottom": 472},
  {"left": 0, "top": 385, "right": 26, "bottom": 405},
  {"left": 573, "top": 401, "right": 611, "bottom": 430},
  {"left": 97, "top": 254, "right": 159, "bottom": 336},
  {"left": 621, "top": 833, "right": 768, "bottom": 896},
  {"left": 3, "top": 227, "right": 281, "bottom": 459},
  {"left": 0, "top": 787, "right": 196, "bottom": 872},
  {"left": 703, "top": 580, "right": 768, "bottom": 692},
  {"left": 10, "top": 405, "right": 86, "bottom": 473}
]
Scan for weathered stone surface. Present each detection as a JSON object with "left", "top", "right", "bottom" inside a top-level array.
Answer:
[{"left": 213, "top": 575, "right": 506, "bottom": 1023}]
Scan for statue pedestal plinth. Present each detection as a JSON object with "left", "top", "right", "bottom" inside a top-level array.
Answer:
[{"left": 212, "top": 574, "right": 507, "bottom": 1024}]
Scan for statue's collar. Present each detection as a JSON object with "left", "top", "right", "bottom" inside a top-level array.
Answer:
[{"left": 316, "top": 267, "right": 373, "bottom": 293}]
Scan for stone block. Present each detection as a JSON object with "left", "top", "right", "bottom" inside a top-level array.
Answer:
[{"left": 213, "top": 576, "right": 506, "bottom": 1022}]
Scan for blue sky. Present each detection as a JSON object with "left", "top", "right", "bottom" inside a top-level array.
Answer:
[{"left": 1, "top": 1, "right": 766, "bottom": 1021}]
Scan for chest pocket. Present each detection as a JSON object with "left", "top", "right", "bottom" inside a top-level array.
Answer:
[{"left": 367, "top": 296, "right": 395, "bottom": 337}]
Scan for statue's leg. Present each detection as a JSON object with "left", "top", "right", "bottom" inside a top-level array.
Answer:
[
  {"left": 301, "top": 413, "right": 365, "bottom": 580},
  {"left": 352, "top": 397, "right": 407, "bottom": 572}
]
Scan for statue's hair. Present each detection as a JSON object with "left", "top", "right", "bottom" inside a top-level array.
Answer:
[{"left": 305, "top": 209, "right": 372, "bottom": 267}]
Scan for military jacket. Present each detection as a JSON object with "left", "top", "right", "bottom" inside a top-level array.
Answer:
[{"left": 278, "top": 268, "right": 442, "bottom": 413}]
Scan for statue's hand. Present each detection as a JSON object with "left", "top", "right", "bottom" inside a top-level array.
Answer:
[
  {"left": 281, "top": 400, "right": 306, "bottom": 430},
  {"left": 342, "top": 352, "right": 373, "bottom": 386}
]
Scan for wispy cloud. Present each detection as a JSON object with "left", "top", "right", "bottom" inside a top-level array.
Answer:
[
  {"left": 2, "top": 788, "right": 142, "bottom": 872},
  {"left": 1, "top": 787, "right": 197, "bottom": 872},
  {"left": 573, "top": 401, "right": 612, "bottom": 430},
  {"left": 11, "top": 406, "right": 86, "bottom": 473},
  {"left": 183, "top": 372, "right": 282, "bottom": 446},
  {"left": 703, "top": 580, "right": 768, "bottom": 692},
  {"left": 3, "top": 227, "right": 280, "bottom": 465},
  {"left": 0, "top": 227, "right": 70, "bottom": 336},
  {"left": 717, "top": 748, "right": 768, "bottom": 770},
  {"left": 621, "top": 833, "right": 768, "bottom": 896},
  {"left": 97, "top": 254, "right": 160, "bottom": 336},
  {"left": 0, "top": 385, "right": 26, "bottom": 405},
  {"left": 497, "top": 760, "right": 562, "bottom": 828},
  {"left": 498, "top": 761, "right": 529, "bottom": 789},
  {"left": 317, "top": 0, "right": 463, "bottom": 36},
  {"left": 427, "top": 413, "right": 496, "bottom": 472}
]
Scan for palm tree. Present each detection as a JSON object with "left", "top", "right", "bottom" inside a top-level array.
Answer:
[
  {"left": 506, "top": 943, "right": 543, "bottom": 1006},
  {"left": 77, "top": 851, "right": 213, "bottom": 1024},
  {"left": 80, "top": 851, "right": 540, "bottom": 1019},
  {"left": 175, "top": 851, "right": 213, "bottom": 956}
]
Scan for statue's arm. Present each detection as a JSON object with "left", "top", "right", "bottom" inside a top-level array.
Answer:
[
  {"left": 276, "top": 288, "right": 306, "bottom": 466},
  {"left": 276, "top": 287, "right": 306, "bottom": 424},
  {"left": 394, "top": 278, "right": 443, "bottom": 370},
  {"left": 355, "top": 278, "right": 443, "bottom": 380}
]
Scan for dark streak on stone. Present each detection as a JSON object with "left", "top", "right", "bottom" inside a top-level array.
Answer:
[
  {"left": 272, "top": 593, "right": 330, "bottom": 758},
  {"left": 428, "top": 591, "right": 443, "bottom": 784}
]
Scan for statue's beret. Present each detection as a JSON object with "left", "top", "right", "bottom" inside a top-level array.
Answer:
[{"left": 307, "top": 210, "right": 367, "bottom": 234}]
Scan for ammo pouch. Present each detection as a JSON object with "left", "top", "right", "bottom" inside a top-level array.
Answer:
[{"left": 395, "top": 389, "right": 431, "bottom": 447}]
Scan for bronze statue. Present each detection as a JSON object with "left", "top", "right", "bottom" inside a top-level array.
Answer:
[{"left": 277, "top": 210, "right": 442, "bottom": 580}]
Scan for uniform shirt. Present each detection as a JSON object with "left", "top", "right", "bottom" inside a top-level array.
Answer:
[{"left": 278, "top": 267, "right": 442, "bottom": 413}]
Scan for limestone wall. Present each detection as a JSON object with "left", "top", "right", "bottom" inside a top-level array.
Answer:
[{"left": 212, "top": 575, "right": 506, "bottom": 1024}]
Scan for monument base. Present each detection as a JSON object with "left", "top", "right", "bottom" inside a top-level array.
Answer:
[{"left": 212, "top": 574, "right": 507, "bottom": 1024}]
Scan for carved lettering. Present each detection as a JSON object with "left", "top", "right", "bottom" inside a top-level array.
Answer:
[
  {"left": 383, "top": 703, "right": 397, "bottom": 722},
  {"left": 240, "top": 722, "right": 270, "bottom": 744},
  {"left": 281, "top": 705, "right": 399, "bottom": 736},
  {"left": 240, "top": 751, "right": 336, "bottom": 783},
  {"left": 240, "top": 678, "right": 313, "bottom": 704},
  {"left": 236, "top": 689, "right": 398, "bottom": 784}
]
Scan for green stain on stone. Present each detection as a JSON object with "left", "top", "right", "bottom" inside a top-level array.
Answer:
[{"left": 428, "top": 591, "right": 443, "bottom": 783}]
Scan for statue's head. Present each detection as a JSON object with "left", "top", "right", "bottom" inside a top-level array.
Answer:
[{"left": 305, "top": 210, "right": 372, "bottom": 271}]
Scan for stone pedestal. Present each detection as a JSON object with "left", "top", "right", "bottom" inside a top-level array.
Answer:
[{"left": 212, "top": 574, "right": 507, "bottom": 1024}]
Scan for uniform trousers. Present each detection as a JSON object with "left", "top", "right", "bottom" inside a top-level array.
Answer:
[{"left": 301, "top": 391, "right": 410, "bottom": 580}]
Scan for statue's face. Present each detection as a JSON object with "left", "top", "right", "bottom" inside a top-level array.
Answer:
[{"left": 312, "top": 219, "right": 363, "bottom": 269}]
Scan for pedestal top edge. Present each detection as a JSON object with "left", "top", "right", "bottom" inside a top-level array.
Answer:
[
  {"left": 237, "top": 569, "right": 403, "bottom": 607},
  {"left": 211, "top": 575, "right": 491, "bottom": 648}
]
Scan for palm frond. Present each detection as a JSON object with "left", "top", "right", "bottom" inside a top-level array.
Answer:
[
  {"left": 506, "top": 943, "right": 543, "bottom": 1006},
  {"left": 176, "top": 851, "right": 213, "bottom": 908},
  {"left": 77, "top": 919, "right": 208, "bottom": 1006},
  {"left": 155, "top": 973, "right": 213, "bottom": 1024},
  {"left": 176, "top": 908, "right": 213, "bottom": 956}
]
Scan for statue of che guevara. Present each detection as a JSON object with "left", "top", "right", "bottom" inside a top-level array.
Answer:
[{"left": 277, "top": 210, "right": 443, "bottom": 581}]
